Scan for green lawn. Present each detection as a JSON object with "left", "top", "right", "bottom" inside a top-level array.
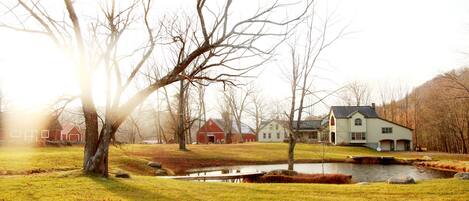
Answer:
[
  {"left": 0, "top": 171, "right": 468, "bottom": 201},
  {"left": 1, "top": 143, "right": 468, "bottom": 200}
]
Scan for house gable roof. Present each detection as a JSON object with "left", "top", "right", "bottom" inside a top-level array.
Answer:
[
  {"left": 211, "top": 118, "right": 254, "bottom": 134},
  {"left": 330, "top": 106, "right": 379, "bottom": 118}
]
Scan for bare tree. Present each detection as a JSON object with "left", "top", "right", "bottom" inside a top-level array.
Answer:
[
  {"left": 224, "top": 85, "right": 254, "bottom": 142},
  {"left": 195, "top": 80, "right": 207, "bottom": 144},
  {"left": 247, "top": 87, "right": 268, "bottom": 140},
  {"left": 284, "top": 5, "right": 347, "bottom": 170},
  {"left": 1, "top": 0, "right": 310, "bottom": 176},
  {"left": 341, "top": 80, "right": 371, "bottom": 106},
  {"left": 218, "top": 96, "right": 233, "bottom": 143}
]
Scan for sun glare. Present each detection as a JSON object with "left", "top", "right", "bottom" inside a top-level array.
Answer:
[{"left": 0, "top": 32, "right": 78, "bottom": 109}]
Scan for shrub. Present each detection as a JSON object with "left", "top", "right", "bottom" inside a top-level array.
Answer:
[{"left": 256, "top": 173, "right": 352, "bottom": 184}]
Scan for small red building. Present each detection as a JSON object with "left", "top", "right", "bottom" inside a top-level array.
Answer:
[
  {"left": 197, "top": 118, "right": 256, "bottom": 144},
  {"left": 60, "top": 123, "right": 83, "bottom": 143}
]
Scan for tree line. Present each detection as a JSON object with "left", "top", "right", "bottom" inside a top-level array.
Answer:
[{"left": 377, "top": 67, "right": 469, "bottom": 153}]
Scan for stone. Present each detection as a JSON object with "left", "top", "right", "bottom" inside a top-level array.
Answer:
[
  {"left": 265, "top": 169, "right": 298, "bottom": 176},
  {"left": 115, "top": 171, "right": 131, "bottom": 178},
  {"left": 147, "top": 161, "right": 162, "bottom": 168},
  {"left": 155, "top": 168, "right": 169, "bottom": 176},
  {"left": 454, "top": 172, "right": 469, "bottom": 180},
  {"left": 422, "top": 156, "right": 432, "bottom": 161},
  {"left": 387, "top": 176, "right": 416, "bottom": 184}
]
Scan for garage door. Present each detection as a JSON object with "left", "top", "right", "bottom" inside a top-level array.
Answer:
[
  {"left": 380, "top": 140, "right": 392, "bottom": 151},
  {"left": 396, "top": 140, "right": 410, "bottom": 151}
]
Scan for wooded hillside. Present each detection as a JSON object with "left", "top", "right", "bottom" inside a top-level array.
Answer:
[{"left": 377, "top": 67, "right": 469, "bottom": 153}]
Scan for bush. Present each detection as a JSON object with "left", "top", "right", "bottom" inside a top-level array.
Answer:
[{"left": 256, "top": 173, "right": 352, "bottom": 184}]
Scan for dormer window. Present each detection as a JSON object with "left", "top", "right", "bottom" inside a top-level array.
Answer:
[{"left": 354, "top": 118, "right": 362, "bottom": 126}]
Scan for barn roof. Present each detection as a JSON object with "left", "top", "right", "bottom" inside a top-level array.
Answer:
[
  {"left": 211, "top": 118, "right": 254, "bottom": 134},
  {"left": 330, "top": 106, "right": 379, "bottom": 118},
  {"left": 61, "top": 123, "right": 81, "bottom": 135}
]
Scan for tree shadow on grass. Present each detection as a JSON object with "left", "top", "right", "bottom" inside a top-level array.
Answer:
[
  {"left": 88, "top": 176, "right": 173, "bottom": 200},
  {"left": 88, "top": 176, "right": 204, "bottom": 201}
]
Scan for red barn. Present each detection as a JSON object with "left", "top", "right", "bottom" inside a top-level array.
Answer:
[
  {"left": 60, "top": 123, "right": 83, "bottom": 143},
  {"left": 197, "top": 118, "right": 256, "bottom": 144}
]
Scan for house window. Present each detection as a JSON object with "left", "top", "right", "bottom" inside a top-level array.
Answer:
[
  {"left": 284, "top": 132, "right": 288, "bottom": 138},
  {"left": 330, "top": 116, "right": 335, "bottom": 126},
  {"left": 275, "top": 124, "right": 279, "bottom": 130},
  {"left": 382, "top": 127, "right": 393, "bottom": 134},
  {"left": 277, "top": 133, "right": 280, "bottom": 139},
  {"left": 354, "top": 118, "right": 362, "bottom": 126},
  {"left": 268, "top": 133, "right": 271, "bottom": 139},
  {"left": 270, "top": 124, "right": 273, "bottom": 130},
  {"left": 308, "top": 132, "right": 318, "bottom": 139},
  {"left": 351, "top": 132, "right": 366, "bottom": 140},
  {"left": 263, "top": 133, "right": 266, "bottom": 139},
  {"left": 41, "top": 130, "right": 49, "bottom": 138}
]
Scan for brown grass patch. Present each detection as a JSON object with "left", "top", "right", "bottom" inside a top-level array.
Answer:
[{"left": 255, "top": 173, "right": 352, "bottom": 184}]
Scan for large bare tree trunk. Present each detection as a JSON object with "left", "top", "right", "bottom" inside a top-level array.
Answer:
[
  {"left": 177, "top": 79, "right": 187, "bottom": 150},
  {"left": 287, "top": 135, "right": 296, "bottom": 170}
]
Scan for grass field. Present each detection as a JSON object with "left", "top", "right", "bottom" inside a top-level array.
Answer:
[{"left": 0, "top": 143, "right": 468, "bottom": 200}]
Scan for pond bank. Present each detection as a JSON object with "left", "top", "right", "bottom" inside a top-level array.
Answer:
[{"left": 414, "top": 160, "right": 469, "bottom": 173}]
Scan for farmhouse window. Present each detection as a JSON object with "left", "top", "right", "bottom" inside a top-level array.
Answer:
[
  {"left": 41, "top": 130, "right": 49, "bottom": 138},
  {"left": 354, "top": 118, "right": 362, "bottom": 126},
  {"left": 330, "top": 117, "right": 335, "bottom": 126},
  {"left": 263, "top": 133, "right": 266, "bottom": 139},
  {"left": 268, "top": 133, "right": 271, "bottom": 139},
  {"left": 277, "top": 133, "right": 280, "bottom": 139},
  {"left": 308, "top": 132, "right": 318, "bottom": 139},
  {"left": 351, "top": 132, "right": 366, "bottom": 140},
  {"left": 382, "top": 127, "right": 393, "bottom": 134}
]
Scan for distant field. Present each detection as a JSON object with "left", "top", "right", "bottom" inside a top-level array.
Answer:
[{"left": 0, "top": 143, "right": 468, "bottom": 200}]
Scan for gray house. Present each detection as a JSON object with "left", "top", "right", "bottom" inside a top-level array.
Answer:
[{"left": 328, "top": 104, "right": 413, "bottom": 151}]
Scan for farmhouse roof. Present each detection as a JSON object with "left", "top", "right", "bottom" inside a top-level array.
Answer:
[
  {"left": 330, "top": 106, "right": 379, "bottom": 118},
  {"left": 291, "top": 120, "right": 321, "bottom": 130},
  {"left": 260, "top": 119, "right": 321, "bottom": 131}
]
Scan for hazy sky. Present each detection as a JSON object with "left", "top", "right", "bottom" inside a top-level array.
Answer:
[{"left": 0, "top": 0, "right": 469, "bottom": 117}]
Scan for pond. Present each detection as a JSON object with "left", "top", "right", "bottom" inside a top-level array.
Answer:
[{"left": 187, "top": 163, "right": 455, "bottom": 182}]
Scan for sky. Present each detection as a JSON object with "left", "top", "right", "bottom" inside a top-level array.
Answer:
[{"left": 0, "top": 0, "right": 469, "bottom": 117}]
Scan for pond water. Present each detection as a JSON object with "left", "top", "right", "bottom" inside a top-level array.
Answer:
[{"left": 187, "top": 163, "right": 455, "bottom": 182}]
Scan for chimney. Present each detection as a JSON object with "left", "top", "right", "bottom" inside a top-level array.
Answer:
[{"left": 371, "top": 103, "right": 376, "bottom": 111}]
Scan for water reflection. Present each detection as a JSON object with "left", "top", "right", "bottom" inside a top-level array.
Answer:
[{"left": 188, "top": 163, "right": 455, "bottom": 182}]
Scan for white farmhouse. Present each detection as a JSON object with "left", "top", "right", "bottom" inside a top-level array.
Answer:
[
  {"left": 258, "top": 120, "right": 322, "bottom": 143},
  {"left": 328, "top": 104, "right": 413, "bottom": 151},
  {"left": 258, "top": 120, "right": 289, "bottom": 142}
]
